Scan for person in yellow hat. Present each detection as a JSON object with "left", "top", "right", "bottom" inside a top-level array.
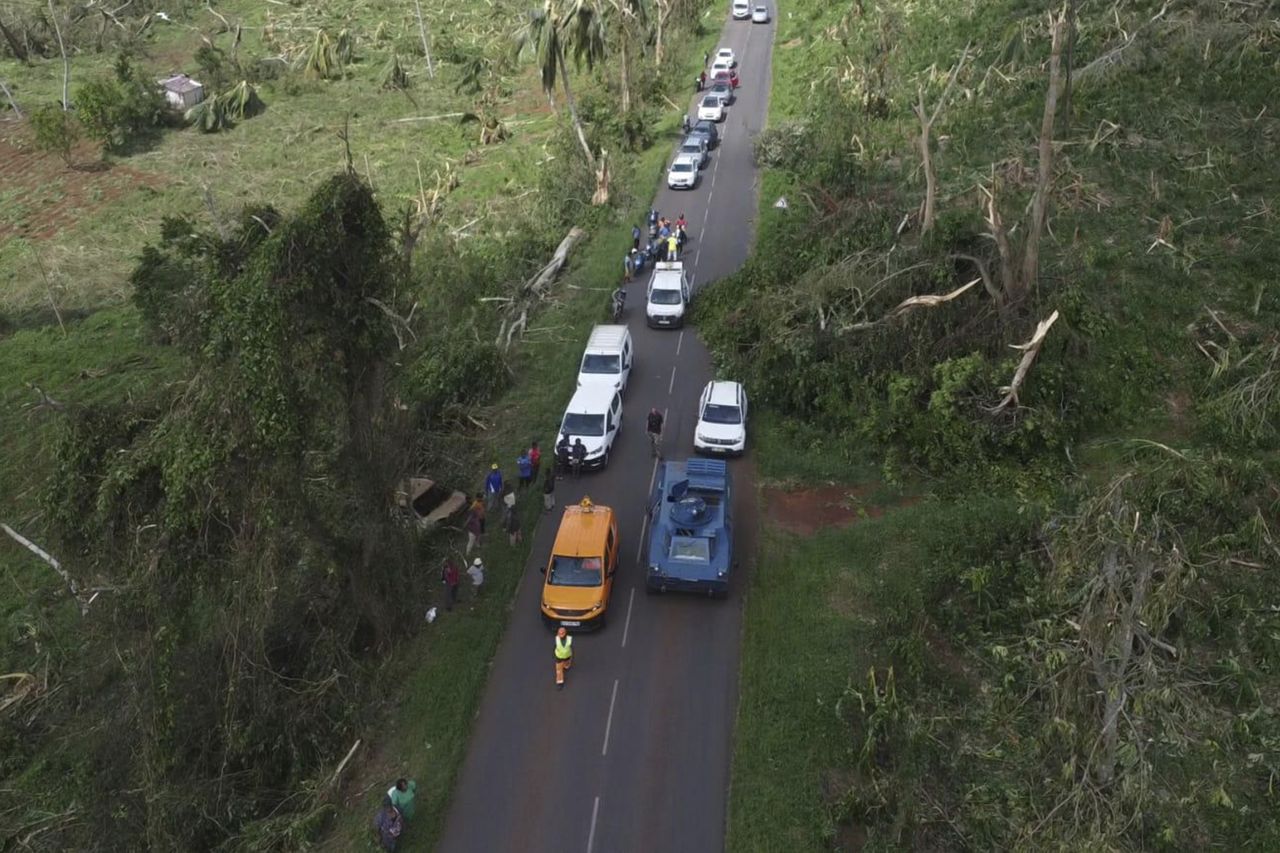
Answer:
[{"left": 554, "top": 627, "right": 573, "bottom": 689}]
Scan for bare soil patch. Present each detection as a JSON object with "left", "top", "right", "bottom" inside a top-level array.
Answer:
[
  {"left": 0, "top": 135, "right": 164, "bottom": 243},
  {"left": 763, "top": 482, "right": 922, "bottom": 535}
]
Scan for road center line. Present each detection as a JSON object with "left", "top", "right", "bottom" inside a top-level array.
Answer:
[
  {"left": 602, "top": 678, "right": 620, "bottom": 756},
  {"left": 676, "top": 330, "right": 684, "bottom": 356},
  {"left": 706, "top": 189, "right": 714, "bottom": 206},
  {"left": 586, "top": 796, "right": 600, "bottom": 853},
  {"left": 668, "top": 364, "right": 677, "bottom": 395},
  {"left": 621, "top": 587, "right": 635, "bottom": 648}
]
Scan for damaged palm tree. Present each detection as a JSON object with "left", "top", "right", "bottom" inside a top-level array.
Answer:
[{"left": 514, "top": 0, "right": 609, "bottom": 204}]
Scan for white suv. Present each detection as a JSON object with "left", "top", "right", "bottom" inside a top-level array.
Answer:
[
  {"left": 667, "top": 154, "right": 699, "bottom": 189},
  {"left": 732, "top": 1, "right": 750, "bottom": 19},
  {"left": 694, "top": 381, "right": 748, "bottom": 455}
]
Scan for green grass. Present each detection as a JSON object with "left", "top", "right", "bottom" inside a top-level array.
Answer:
[{"left": 0, "top": 0, "right": 557, "bottom": 314}]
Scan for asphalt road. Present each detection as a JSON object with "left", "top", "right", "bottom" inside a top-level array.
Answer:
[{"left": 438, "top": 9, "right": 775, "bottom": 853}]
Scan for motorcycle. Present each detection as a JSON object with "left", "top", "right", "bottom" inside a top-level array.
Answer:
[{"left": 610, "top": 288, "right": 626, "bottom": 323}]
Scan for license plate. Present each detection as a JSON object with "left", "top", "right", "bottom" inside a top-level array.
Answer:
[{"left": 560, "top": 620, "right": 581, "bottom": 627}]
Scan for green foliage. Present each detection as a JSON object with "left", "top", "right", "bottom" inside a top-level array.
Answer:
[
  {"left": 74, "top": 54, "right": 165, "bottom": 152},
  {"left": 188, "top": 80, "right": 266, "bottom": 132},
  {"left": 33, "top": 173, "right": 422, "bottom": 849},
  {"left": 298, "top": 29, "right": 350, "bottom": 80},
  {"left": 29, "top": 102, "right": 79, "bottom": 165}
]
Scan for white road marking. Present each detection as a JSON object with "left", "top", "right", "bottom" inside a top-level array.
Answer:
[
  {"left": 602, "top": 679, "right": 620, "bottom": 755},
  {"left": 668, "top": 364, "right": 677, "bottom": 395},
  {"left": 621, "top": 587, "right": 636, "bottom": 648},
  {"left": 587, "top": 796, "right": 600, "bottom": 853},
  {"left": 707, "top": 190, "right": 714, "bottom": 206},
  {"left": 676, "top": 330, "right": 684, "bottom": 355}
]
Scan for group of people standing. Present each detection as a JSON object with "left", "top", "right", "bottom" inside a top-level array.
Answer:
[{"left": 624, "top": 210, "right": 688, "bottom": 282}]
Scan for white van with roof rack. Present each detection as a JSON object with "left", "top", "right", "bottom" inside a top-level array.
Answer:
[{"left": 577, "top": 324, "right": 633, "bottom": 393}]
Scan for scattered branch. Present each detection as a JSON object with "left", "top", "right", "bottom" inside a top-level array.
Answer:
[
  {"left": 844, "top": 278, "right": 979, "bottom": 331},
  {"left": 987, "top": 309, "right": 1060, "bottom": 413},
  {"left": 1, "top": 522, "right": 93, "bottom": 615}
]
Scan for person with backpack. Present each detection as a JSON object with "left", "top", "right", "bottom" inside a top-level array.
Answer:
[{"left": 646, "top": 407, "right": 665, "bottom": 458}]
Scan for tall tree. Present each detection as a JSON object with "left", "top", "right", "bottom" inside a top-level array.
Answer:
[{"left": 604, "top": 0, "right": 646, "bottom": 113}]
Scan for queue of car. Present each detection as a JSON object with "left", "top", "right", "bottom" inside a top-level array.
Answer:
[{"left": 543, "top": 6, "right": 764, "bottom": 628}]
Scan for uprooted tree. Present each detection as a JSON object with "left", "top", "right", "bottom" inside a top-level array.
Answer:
[{"left": 34, "top": 172, "right": 421, "bottom": 849}]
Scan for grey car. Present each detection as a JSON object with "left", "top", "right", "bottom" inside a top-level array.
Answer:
[
  {"left": 709, "top": 81, "right": 734, "bottom": 106},
  {"left": 688, "top": 119, "right": 720, "bottom": 150},
  {"left": 678, "top": 137, "right": 709, "bottom": 168}
]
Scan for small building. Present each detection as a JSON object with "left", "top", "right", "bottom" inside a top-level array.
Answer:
[{"left": 157, "top": 74, "right": 205, "bottom": 111}]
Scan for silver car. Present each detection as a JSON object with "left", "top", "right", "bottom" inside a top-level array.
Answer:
[{"left": 678, "top": 137, "right": 709, "bottom": 168}]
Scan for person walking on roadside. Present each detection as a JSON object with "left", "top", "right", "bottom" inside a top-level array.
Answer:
[
  {"left": 554, "top": 626, "right": 574, "bottom": 689},
  {"left": 682, "top": 114, "right": 692, "bottom": 134},
  {"left": 517, "top": 450, "right": 533, "bottom": 489},
  {"left": 676, "top": 212, "right": 687, "bottom": 232},
  {"left": 372, "top": 803, "right": 404, "bottom": 851},
  {"left": 441, "top": 557, "right": 461, "bottom": 611},
  {"left": 529, "top": 440, "right": 542, "bottom": 482},
  {"left": 646, "top": 407, "right": 665, "bottom": 458},
  {"left": 632, "top": 224, "right": 641, "bottom": 251},
  {"left": 467, "top": 557, "right": 485, "bottom": 597},
  {"left": 385, "top": 778, "right": 417, "bottom": 821},
  {"left": 469, "top": 493, "right": 486, "bottom": 532},
  {"left": 698, "top": 70, "right": 707, "bottom": 90},
  {"left": 623, "top": 251, "right": 634, "bottom": 283},
  {"left": 542, "top": 466, "right": 556, "bottom": 512},
  {"left": 505, "top": 503, "right": 522, "bottom": 546},
  {"left": 464, "top": 504, "right": 483, "bottom": 555},
  {"left": 484, "top": 463, "right": 503, "bottom": 511}
]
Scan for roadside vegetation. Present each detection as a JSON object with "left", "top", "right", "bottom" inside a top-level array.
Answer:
[
  {"left": 712, "top": 0, "right": 1280, "bottom": 848},
  {"left": 0, "top": 0, "right": 721, "bottom": 849}
]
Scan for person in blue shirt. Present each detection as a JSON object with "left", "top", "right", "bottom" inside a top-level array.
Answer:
[
  {"left": 516, "top": 451, "right": 533, "bottom": 489},
  {"left": 632, "top": 224, "right": 641, "bottom": 250},
  {"left": 484, "top": 463, "right": 503, "bottom": 510}
]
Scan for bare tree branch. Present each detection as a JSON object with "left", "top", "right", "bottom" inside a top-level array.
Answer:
[{"left": 914, "top": 44, "right": 970, "bottom": 234}]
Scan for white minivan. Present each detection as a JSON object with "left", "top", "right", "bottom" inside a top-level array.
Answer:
[
  {"left": 577, "top": 324, "right": 633, "bottom": 393},
  {"left": 646, "top": 262, "right": 690, "bottom": 329},
  {"left": 732, "top": 0, "right": 750, "bottom": 19},
  {"left": 559, "top": 387, "right": 624, "bottom": 469}
]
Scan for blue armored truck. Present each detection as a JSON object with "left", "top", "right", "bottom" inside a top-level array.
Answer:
[{"left": 645, "top": 458, "right": 733, "bottom": 597}]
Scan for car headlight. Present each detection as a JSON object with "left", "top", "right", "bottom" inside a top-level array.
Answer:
[
  {"left": 649, "top": 564, "right": 659, "bottom": 573},
  {"left": 587, "top": 447, "right": 604, "bottom": 458},
  {"left": 717, "top": 570, "right": 726, "bottom": 578},
  {"left": 696, "top": 433, "right": 709, "bottom": 443},
  {"left": 590, "top": 602, "right": 602, "bottom": 611}
]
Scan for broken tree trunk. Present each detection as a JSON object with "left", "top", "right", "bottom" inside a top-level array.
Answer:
[
  {"left": 914, "top": 45, "right": 969, "bottom": 235},
  {"left": 412, "top": 0, "right": 435, "bottom": 79},
  {"left": 525, "top": 226, "right": 586, "bottom": 296},
  {"left": 988, "top": 309, "right": 1059, "bottom": 412},
  {"left": 1019, "top": 11, "right": 1067, "bottom": 293},
  {"left": 48, "top": 0, "right": 69, "bottom": 110},
  {"left": 844, "top": 278, "right": 978, "bottom": 331}
]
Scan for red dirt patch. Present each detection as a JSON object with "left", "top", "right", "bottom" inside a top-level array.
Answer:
[
  {"left": 763, "top": 484, "right": 878, "bottom": 535},
  {"left": 0, "top": 130, "right": 164, "bottom": 243}
]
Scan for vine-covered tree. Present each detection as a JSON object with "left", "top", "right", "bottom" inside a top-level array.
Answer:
[{"left": 41, "top": 172, "right": 420, "bottom": 848}]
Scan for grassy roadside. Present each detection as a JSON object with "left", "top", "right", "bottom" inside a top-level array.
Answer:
[{"left": 322, "top": 16, "right": 732, "bottom": 850}]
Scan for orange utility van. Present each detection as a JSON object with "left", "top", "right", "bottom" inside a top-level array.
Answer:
[{"left": 540, "top": 497, "right": 619, "bottom": 630}]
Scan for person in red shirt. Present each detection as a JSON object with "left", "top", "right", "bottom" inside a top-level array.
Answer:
[
  {"left": 529, "top": 441, "right": 542, "bottom": 481},
  {"left": 441, "top": 558, "right": 461, "bottom": 611}
]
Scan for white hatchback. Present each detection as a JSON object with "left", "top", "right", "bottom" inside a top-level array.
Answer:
[
  {"left": 751, "top": 5, "right": 769, "bottom": 23},
  {"left": 715, "top": 48, "right": 737, "bottom": 67},
  {"left": 694, "top": 381, "right": 748, "bottom": 455},
  {"left": 697, "top": 93, "right": 726, "bottom": 123}
]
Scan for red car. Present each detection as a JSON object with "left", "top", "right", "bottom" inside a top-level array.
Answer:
[{"left": 712, "top": 68, "right": 740, "bottom": 88}]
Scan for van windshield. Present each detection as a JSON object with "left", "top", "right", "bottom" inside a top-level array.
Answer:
[
  {"left": 581, "top": 354, "right": 621, "bottom": 374},
  {"left": 649, "top": 288, "right": 683, "bottom": 305},
  {"left": 562, "top": 412, "right": 605, "bottom": 436},
  {"left": 548, "top": 555, "right": 604, "bottom": 587}
]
